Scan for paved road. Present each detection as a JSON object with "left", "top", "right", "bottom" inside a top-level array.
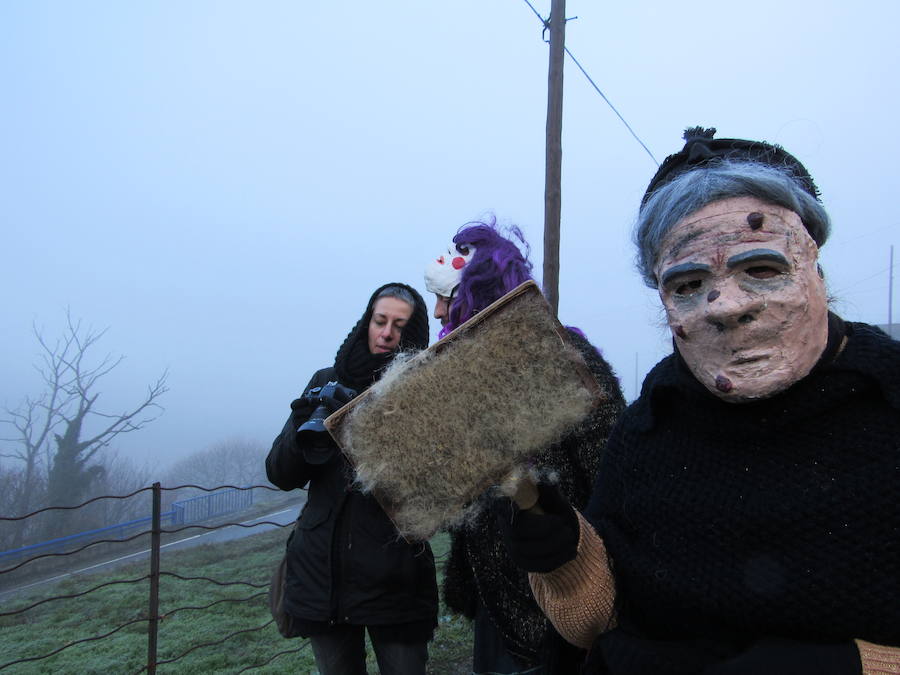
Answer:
[
  {"left": 163, "top": 499, "right": 303, "bottom": 549},
  {"left": 0, "top": 497, "right": 305, "bottom": 601}
]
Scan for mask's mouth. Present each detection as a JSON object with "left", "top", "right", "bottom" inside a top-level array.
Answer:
[{"left": 731, "top": 354, "right": 767, "bottom": 365}]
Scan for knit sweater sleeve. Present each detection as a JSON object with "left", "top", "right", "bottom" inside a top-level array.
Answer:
[
  {"left": 528, "top": 510, "right": 616, "bottom": 649},
  {"left": 856, "top": 640, "right": 900, "bottom": 674}
]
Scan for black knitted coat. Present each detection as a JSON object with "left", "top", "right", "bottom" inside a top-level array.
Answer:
[
  {"left": 442, "top": 329, "right": 626, "bottom": 666},
  {"left": 585, "top": 320, "right": 900, "bottom": 674}
]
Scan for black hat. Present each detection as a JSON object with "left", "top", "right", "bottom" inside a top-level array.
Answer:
[{"left": 642, "top": 126, "right": 821, "bottom": 206}]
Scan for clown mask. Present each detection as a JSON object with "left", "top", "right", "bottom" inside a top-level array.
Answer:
[
  {"left": 654, "top": 196, "right": 828, "bottom": 402},
  {"left": 424, "top": 241, "right": 476, "bottom": 298}
]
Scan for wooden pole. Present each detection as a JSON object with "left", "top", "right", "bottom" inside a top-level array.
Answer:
[
  {"left": 889, "top": 244, "right": 894, "bottom": 332},
  {"left": 147, "top": 482, "right": 161, "bottom": 674},
  {"left": 543, "top": 0, "right": 566, "bottom": 317}
]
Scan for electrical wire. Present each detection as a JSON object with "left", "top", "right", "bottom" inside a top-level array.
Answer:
[{"left": 519, "top": 0, "right": 659, "bottom": 166}]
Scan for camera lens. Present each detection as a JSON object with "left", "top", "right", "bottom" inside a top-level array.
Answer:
[{"left": 297, "top": 403, "right": 330, "bottom": 439}]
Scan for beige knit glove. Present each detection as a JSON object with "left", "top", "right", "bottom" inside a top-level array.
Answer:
[
  {"left": 856, "top": 640, "right": 900, "bottom": 674},
  {"left": 528, "top": 511, "right": 616, "bottom": 649}
]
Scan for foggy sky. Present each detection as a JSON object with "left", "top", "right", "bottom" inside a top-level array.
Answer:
[{"left": 1, "top": 1, "right": 897, "bottom": 472}]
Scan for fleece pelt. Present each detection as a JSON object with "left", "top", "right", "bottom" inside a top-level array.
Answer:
[
  {"left": 336, "top": 285, "right": 598, "bottom": 540},
  {"left": 442, "top": 326, "right": 626, "bottom": 666}
]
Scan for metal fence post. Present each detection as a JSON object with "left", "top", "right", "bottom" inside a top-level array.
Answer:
[{"left": 148, "top": 482, "right": 161, "bottom": 674}]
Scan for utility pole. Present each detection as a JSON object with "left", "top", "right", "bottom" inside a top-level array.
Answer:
[
  {"left": 542, "top": 0, "right": 566, "bottom": 317},
  {"left": 890, "top": 245, "right": 894, "bottom": 334},
  {"left": 634, "top": 352, "right": 639, "bottom": 402}
]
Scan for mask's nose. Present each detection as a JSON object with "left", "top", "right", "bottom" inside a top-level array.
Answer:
[{"left": 703, "top": 283, "right": 765, "bottom": 333}]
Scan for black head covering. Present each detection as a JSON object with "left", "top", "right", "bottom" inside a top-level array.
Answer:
[
  {"left": 333, "top": 282, "right": 429, "bottom": 392},
  {"left": 642, "top": 126, "right": 821, "bottom": 207}
]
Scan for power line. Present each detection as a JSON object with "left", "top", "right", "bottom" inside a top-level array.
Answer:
[
  {"left": 563, "top": 47, "right": 658, "bottom": 166},
  {"left": 834, "top": 265, "right": 891, "bottom": 293},
  {"left": 519, "top": 0, "right": 659, "bottom": 166},
  {"left": 520, "top": 0, "right": 547, "bottom": 24},
  {"left": 830, "top": 222, "right": 898, "bottom": 246}
]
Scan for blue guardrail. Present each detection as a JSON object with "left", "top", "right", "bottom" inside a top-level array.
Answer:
[{"left": 0, "top": 487, "right": 254, "bottom": 565}]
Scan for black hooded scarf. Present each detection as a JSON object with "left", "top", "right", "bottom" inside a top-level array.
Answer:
[{"left": 333, "top": 281, "right": 429, "bottom": 391}]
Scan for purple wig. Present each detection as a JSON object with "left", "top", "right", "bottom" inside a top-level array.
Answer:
[{"left": 440, "top": 217, "right": 534, "bottom": 337}]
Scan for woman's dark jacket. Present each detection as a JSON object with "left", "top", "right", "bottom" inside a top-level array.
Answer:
[
  {"left": 266, "top": 283, "right": 438, "bottom": 636},
  {"left": 584, "top": 318, "right": 900, "bottom": 674},
  {"left": 442, "top": 328, "right": 626, "bottom": 665}
]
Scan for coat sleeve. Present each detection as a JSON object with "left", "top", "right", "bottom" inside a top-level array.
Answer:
[
  {"left": 556, "top": 329, "right": 626, "bottom": 508},
  {"left": 441, "top": 529, "right": 478, "bottom": 619},
  {"left": 265, "top": 370, "right": 336, "bottom": 491}
]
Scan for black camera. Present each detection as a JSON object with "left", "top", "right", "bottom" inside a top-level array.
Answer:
[{"left": 296, "top": 381, "right": 357, "bottom": 446}]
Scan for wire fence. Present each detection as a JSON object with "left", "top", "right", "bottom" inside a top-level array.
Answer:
[
  {"left": 0, "top": 483, "right": 452, "bottom": 673},
  {"left": 0, "top": 485, "right": 254, "bottom": 569},
  {"left": 0, "top": 483, "right": 310, "bottom": 673}
]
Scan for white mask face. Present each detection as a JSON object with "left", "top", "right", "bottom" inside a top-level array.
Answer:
[
  {"left": 654, "top": 196, "right": 829, "bottom": 402},
  {"left": 424, "top": 241, "right": 476, "bottom": 298}
]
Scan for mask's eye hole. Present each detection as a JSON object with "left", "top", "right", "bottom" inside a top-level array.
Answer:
[
  {"left": 456, "top": 244, "right": 470, "bottom": 256},
  {"left": 745, "top": 265, "right": 780, "bottom": 280},
  {"left": 674, "top": 279, "right": 703, "bottom": 296}
]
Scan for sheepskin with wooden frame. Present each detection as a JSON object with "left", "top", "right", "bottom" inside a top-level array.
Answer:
[{"left": 325, "top": 281, "right": 604, "bottom": 541}]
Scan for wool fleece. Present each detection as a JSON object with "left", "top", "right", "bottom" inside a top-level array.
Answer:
[{"left": 331, "top": 283, "right": 601, "bottom": 540}]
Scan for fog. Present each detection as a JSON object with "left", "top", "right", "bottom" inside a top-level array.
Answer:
[{"left": 1, "top": 1, "right": 897, "bottom": 473}]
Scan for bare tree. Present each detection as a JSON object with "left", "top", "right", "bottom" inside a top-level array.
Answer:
[
  {"left": 1, "top": 311, "right": 167, "bottom": 543},
  {"left": 163, "top": 437, "right": 268, "bottom": 491},
  {"left": 87, "top": 448, "right": 154, "bottom": 526},
  {"left": 0, "top": 462, "right": 29, "bottom": 550}
]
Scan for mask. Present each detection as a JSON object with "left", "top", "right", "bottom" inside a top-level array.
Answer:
[
  {"left": 654, "top": 196, "right": 828, "bottom": 402},
  {"left": 424, "top": 241, "right": 476, "bottom": 297}
]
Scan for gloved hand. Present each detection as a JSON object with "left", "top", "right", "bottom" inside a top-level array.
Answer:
[
  {"left": 297, "top": 381, "right": 357, "bottom": 414},
  {"left": 302, "top": 442, "right": 339, "bottom": 466},
  {"left": 703, "top": 638, "right": 862, "bottom": 675},
  {"left": 292, "top": 382, "right": 357, "bottom": 465},
  {"left": 497, "top": 480, "right": 579, "bottom": 573},
  {"left": 319, "top": 381, "right": 357, "bottom": 413},
  {"left": 289, "top": 394, "right": 318, "bottom": 422}
]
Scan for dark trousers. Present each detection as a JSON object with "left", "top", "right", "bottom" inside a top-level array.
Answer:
[
  {"left": 473, "top": 605, "right": 545, "bottom": 675},
  {"left": 309, "top": 624, "right": 429, "bottom": 675}
]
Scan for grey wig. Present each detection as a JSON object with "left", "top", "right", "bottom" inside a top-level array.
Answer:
[
  {"left": 634, "top": 160, "right": 831, "bottom": 288},
  {"left": 376, "top": 284, "right": 417, "bottom": 310}
]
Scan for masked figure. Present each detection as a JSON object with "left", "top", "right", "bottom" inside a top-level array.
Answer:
[
  {"left": 424, "top": 218, "right": 626, "bottom": 674},
  {"left": 503, "top": 128, "right": 900, "bottom": 674}
]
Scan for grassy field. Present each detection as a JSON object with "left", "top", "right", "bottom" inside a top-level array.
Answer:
[{"left": 0, "top": 526, "right": 472, "bottom": 674}]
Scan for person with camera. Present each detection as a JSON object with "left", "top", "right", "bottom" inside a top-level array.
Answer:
[
  {"left": 266, "top": 282, "right": 438, "bottom": 675},
  {"left": 424, "top": 218, "right": 626, "bottom": 674}
]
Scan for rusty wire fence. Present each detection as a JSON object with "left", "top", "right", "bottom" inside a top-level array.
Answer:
[{"left": 0, "top": 483, "right": 311, "bottom": 673}]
